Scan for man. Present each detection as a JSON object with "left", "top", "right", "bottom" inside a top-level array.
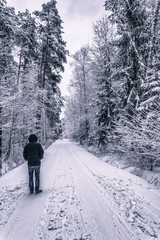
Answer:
[{"left": 23, "top": 134, "right": 44, "bottom": 194}]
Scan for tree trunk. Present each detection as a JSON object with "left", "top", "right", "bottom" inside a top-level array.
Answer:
[
  {"left": 3, "top": 111, "right": 16, "bottom": 163},
  {"left": 17, "top": 50, "right": 23, "bottom": 89}
]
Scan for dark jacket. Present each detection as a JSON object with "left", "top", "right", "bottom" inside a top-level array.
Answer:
[{"left": 23, "top": 142, "right": 44, "bottom": 166}]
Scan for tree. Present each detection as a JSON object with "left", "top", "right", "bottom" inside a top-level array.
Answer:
[
  {"left": 34, "top": 0, "right": 67, "bottom": 89},
  {"left": 0, "top": 0, "right": 17, "bottom": 175},
  {"left": 16, "top": 10, "right": 38, "bottom": 88},
  {"left": 90, "top": 17, "right": 118, "bottom": 147},
  {"left": 2, "top": 8, "right": 39, "bottom": 171},
  {"left": 136, "top": 0, "right": 160, "bottom": 170},
  {"left": 105, "top": 0, "right": 149, "bottom": 117},
  {"left": 34, "top": 0, "right": 68, "bottom": 141},
  {"left": 140, "top": 0, "right": 160, "bottom": 110},
  {"left": 65, "top": 47, "right": 92, "bottom": 143}
]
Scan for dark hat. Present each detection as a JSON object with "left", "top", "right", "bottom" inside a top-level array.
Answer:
[{"left": 28, "top": 134, "right": 38, "bottom": 142}]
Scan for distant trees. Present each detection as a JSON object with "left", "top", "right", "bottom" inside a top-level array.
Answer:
[
  {"left": 65, "top": 47, "right": 93, "bottom": 143},
  {"left": 1, "top": 0, "right": 67, "bottom": 175},
  {"left": 64, "top": 0, "right": 160, "bottom": 170},
  {"left": 90, "top": 17, "right": 118, "bottom": 147},
  {"left": 65, "top": 17, "right": 118, "bottom": 147}
]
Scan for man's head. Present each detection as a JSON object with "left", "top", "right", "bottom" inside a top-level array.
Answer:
[{"left": 28, "top": 134, "right": 38, "bottom": 142}]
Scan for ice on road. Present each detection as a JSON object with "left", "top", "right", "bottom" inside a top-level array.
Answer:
[{"left": 0, "top": 140, "right": 160, "bottom": 240}]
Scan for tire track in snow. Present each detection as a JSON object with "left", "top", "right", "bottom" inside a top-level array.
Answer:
[
  {"left": 69, "top": 144, "right": 160, "bottom": 240},
  {"left": 68, "top": 144, "right": 136, "bottom": 240},
  {"left": 34, "top": 144, "right": 93, "bottom": 240},
  {"left": 34, "top": 141, "right": 132, "bottom": 240},
  {"left": 0, "top": 182, "right": 27, "bottom": 230}
]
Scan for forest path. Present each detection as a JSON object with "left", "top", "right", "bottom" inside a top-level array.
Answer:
[{"left": 1, "top": 140, "right": 160, "bottom": 240}]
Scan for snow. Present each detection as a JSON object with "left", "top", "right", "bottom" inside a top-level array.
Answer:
[{"left": 1, "top": 139, "right": 160, "bottom": 240}]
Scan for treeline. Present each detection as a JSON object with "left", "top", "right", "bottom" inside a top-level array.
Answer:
[
  {"left": 0, "top": 0, "right": 68, "bottom": 175},
  {"left": 64, "top": 0, "right": 160, "bottom": 171}
]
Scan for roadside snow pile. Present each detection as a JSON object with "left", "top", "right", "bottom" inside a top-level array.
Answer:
[
  {"left": 140, "top": 169, "right": 160, "bottom": 188},
  {"left": 100, "top": 153, "right": 160, "bottom": 189},
  {"left": 0, "top": 183, "right": 27, "bottom": 227},
  {"left": 0, "top": 163, "right": 28, "bottom": 230}
]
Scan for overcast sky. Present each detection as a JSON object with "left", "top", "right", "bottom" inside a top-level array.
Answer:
[{"left": 7, "top": 0, "right": 106, "bottom": 95}]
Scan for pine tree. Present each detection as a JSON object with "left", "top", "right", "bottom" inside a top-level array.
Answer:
[
  {"left": 16, "top": 10, "right": 38, "bottom": 87},
  {"left": 136, "top": 0, "right": 160, "bottom": 169},
  {"left": 34, "top": 0, "right": 67, "bottom": 89},
  {"left": 0, "top": 0, "right": 18, "bottom": 175},
  {"left": 105, "top": 0, "right": 149, "bottom": 117},
  {"left": 140, "top": 0, "right": 160, "bottom": 110},
  {"left": 90, "top": 17, "right": 118, "bottom": 147},
  {"left": 34, "top": 0, "right": 68, "bottom": 141},
  {"left": 2, "top": 7, "right": 39, "bottom": 171}
]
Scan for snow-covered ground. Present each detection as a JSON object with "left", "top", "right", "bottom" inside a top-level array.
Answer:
[
  {"left": 0, "top": 139, "right": 160, "bottom": 240},
  {"left": 99, "top": 153, "right": 160, "bottom": 188}
]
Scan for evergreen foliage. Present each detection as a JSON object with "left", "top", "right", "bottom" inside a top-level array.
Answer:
[
  {"left": 105, "top": 0, "right": 149, "bottom": 116},
  {"left": 91, "top": 17, "right": 118, "bottom": 147},
  {"left": 1, "top": 0, "right": 67, "bottom": 175},
  {"left": 64, "top": 1, "right": 160, "bottom": 171},
  {"left": 65, "top": 47, "right": 93, "bottom": 144}
]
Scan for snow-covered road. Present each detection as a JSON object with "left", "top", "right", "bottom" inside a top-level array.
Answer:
[{"left": 1, "top": 140, "right": 160, "bottom": 240}]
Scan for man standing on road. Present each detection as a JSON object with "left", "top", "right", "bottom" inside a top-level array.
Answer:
[{"left": 23, "top": 134, "right": 44, "bottom": 194}]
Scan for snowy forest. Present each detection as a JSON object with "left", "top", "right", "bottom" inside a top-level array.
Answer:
[
  {"left": 0, "top": 0, "right": 68, "bottom": 174},
  {"left": 1, "top": 0, "right": 160, "bottom": 176},
  {"left": 64, "top": 0, "right": 160, "bottom": 172}
]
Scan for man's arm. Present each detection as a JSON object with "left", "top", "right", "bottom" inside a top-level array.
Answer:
[
  {"left": 39, "top": 144, "right": 44, "bottom": 160},
  {"left": 23, "top": 145, "right": 28, "bottom": 160}
]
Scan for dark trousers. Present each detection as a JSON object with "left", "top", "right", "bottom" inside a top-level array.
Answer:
[{"left": 28, "top": 165, "right": 40, "bottom": 192}]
